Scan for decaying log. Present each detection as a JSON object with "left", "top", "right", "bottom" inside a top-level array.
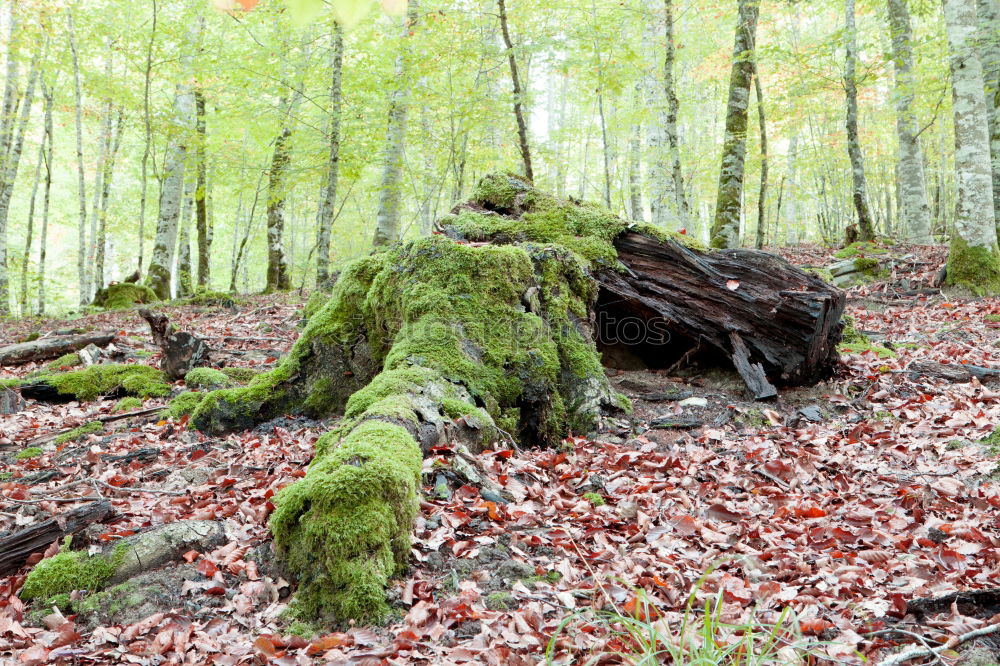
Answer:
[
  {"left": 0, "top": 331, "right": 116, "bottom": 366},
  {"left": 0, "top": 501, "right": 112, "bottom": 576},
  {"left": 138, "top": 308, "right": 210, "bottom": 380},
  {"left": 907, "top": 360, "right": 1000, "bottom": 383},
  {"left": 0, "top": 388, "right": 23, "bottom": 415}
]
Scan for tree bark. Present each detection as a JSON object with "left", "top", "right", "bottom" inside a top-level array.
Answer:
[
  {"left": 147, "top": 16, "right": 203, "bottom": 301},
  {"left": 194, "top": 88, "right": 210, "bottom": 289},
  {"left": 887, "top": 0, "right": 933, "bottom": 244},
  {"left": 95, "top": 108, "right": 125, "bottom": 296},
  {"left": 177, "top": 183, "right": 194, "bottom": 298},
  {"left": 18, "top": 118, "right": 44, "bottom": 316},
  {"left": 628, "top": 84, "right": 644, "bottom": 221},
  {"left": 0, "top": 502, "right": 112, "bottom": 578},
  {"left": 844, "top": 0, "right": 877, "bottom": 242},
  {"left": 753, "top": 63, "right": 768, "bottom": 250},
  {"left": 67, "top": 10, "right": 90, "bottom": 306},
  {"left": 663, "top": 0, "right": 690, "bottom": 228},
  {"left": 0, "top": 331, "right": 116, "bottom": 366},
  {"left": 138, "top": 0, "right": 158, "bottom": 274},
  {"left": 372, "top": 1, "right": 419, "bottom": 249},
  {"left": 497, "top": 0, "right": 533, "bottom": 183},
  {"left": 943, "top": 0, "right": 1000, "bottom": 291},
  {"left": 36, "top": 79, "right": 52, "bottom": 316},
  {"left": 976, "top": 0, "right": 1000, "bottom": 236},
  {"left": 315, "top": 21, "right": 344, "bottom": 288},
  {"left": 710, "top": 0, "right": 760, "bottom": 249},
  {"left": 644, "top": 16, "right": 672, "bottom": 228},
  {"left": 265, "top": 128, "right": 292, "bottom": 293}
]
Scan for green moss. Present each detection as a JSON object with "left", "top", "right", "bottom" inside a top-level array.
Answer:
[
  {"left": 184, "top": 367, "right": 233, "bottom": 389},
  {"left": 95, "top": 283, "right": 159, "bottom": 310},
  {"left": 167, "top": 391, "right": 204, "bottom": 419},
  {"left": 15, "top": 447, "right": 43, "bottom": 460},
  {"left": 303, "top": 290, "right": 332, "bottom": 321},
  {"left": 132, "top": 350, "right": 153, "bottom": 359},
  {"left": 582, "top": 491, "right": 605, "bottom": 507},
  {"left": 854, "top": 257, "right": 881, "bottom": 275},
  {"left": 220, "top": 367, "right": 257, "bottom": 384},
  {"left": 285, "top": 620, "right": 318, "bottom": 639},
  {"left": 485, "top": 591, "right": 516, "bottom": 611},
  {"left": 177, "top": 288, "right": 238, "bottom": 307},
  {"left": 527, "top": 571, "right": 563, "bottom": 585},
  {"left": 46, "top": 353, "right": 81, "bottom": 371},
  {"left": 803, "top": 267, "right": 835, "bottom": 283},
  {"left": 840, "top": 315, "right": 866, "bottom": 344},
  {"left": 833, "top": 242, "right": 889, "bottom": 259},
  {"left": 114, "top": 397, "right": 142, "bottom": 413},
  {"left": 270, "top": 420, "right": 423, "bottom": 624},
  {"left": 946, "top": 236, "right": 1000, "bottom": 296},
  {"left": 0, "top": 378, "right": 19, "bottom": 389},
  {"left": 838, "top": 341, "right": 897, "bottom": 359},
  {"left": 20, "top": 542, "right": 126, "bottom": 601},
  {"left": 986, "top": 314, "right": 1000, "bottom": 323},
  {"left": 34, "top": 364, "right": 170, "bottom": 401},
  {"left": 53, "top": 421, "right": 103, "bottom": 446}
]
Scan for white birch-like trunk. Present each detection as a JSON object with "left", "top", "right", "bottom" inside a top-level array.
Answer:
[
  {"left": 628, "top": 84, "right": 644, "bottom": 221},
  {"left": 67, "top": 10, "right": 90, "bottom": 305},
  {"left": 976, "top": 0, "right": 1000, "bottom": 233},
  {"left": 844, "top": 0, "right": 877, "bottom": 242},
  {"left": 663, "top": 0, "right": 689, "bottom": 228},
  {"left": 372, "top": 1, "right": 419, "bottom": 249},
  {"left": 315, "top": 21, "right": 344, "bottom": 288},
  {"left": 147, "top": 15, "right": 203, "bottom": 300},
  {"left": 36, "top": 79, "right": 52, "bottom": 316},
  {"left": 643, "top": 18, "right": 672, "bottom": 228},
  {"left": 888, "top": 0, "right": 934, "bottom": 243}
]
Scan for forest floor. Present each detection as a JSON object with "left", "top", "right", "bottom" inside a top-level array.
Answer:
[{"left": 3, "top": 244, "right": 1000, "bottom": 665}]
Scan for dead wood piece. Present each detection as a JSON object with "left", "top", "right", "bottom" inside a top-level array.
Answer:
[
  {"left": 138, "top": 308, "right": 210, "bottom": 380},
  {"left": 109, "top": 519, "right": 225, "bottom": 584},
  {"left": 24, "top": 407, "right": 166, "bottom": 448},
  {"left": 0, "top": 387, "right": 23, "bottom": 415},
  {"left": 648, "top": 415, "right": 703, "bottom": 430},
  {"left": 908, "top": 360, "right": 1000, "bottom": 383},
  {"left": 0, "top": 500, "right": 112, "bottom": 576},
  {"left": 906, "top": 588, "right": 1000, "bottom": 621},
  {"left": 729, "top": 332, "right": 778, "bottom": 401},
  {"left": 101, "top": 447, "right": 160, "bottom": 464},
  {"left": 0, "top": 331, "right": 116, "bottom": 366}
]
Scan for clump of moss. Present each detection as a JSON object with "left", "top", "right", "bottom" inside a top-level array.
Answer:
[
  {"left": 53, "top": 421, "right": 103, "bottom": 446},
  {"left": 986, "top": 314, "right": 1000, "bottom": 323},
  {"left": 270, "top": 420, "right": 423, "bottom": 623},
  {"left": 833, "top": 242, "right": 889, "bottom": 259},
  {"left": 46, "top": 353, "right": 81, "bottom": 371},
  {"left": 114, "top": 397, "right": 142, "bottom": 413},
  {"left": 840, "top": 314, "right": 866, "bottom": 344},
  {"left": 177, "top": 288, "right": 238, "bottom": 307},
  {"left": 945, "top": 237, "right": 1000, "bottom": 297},
  {"left": 303, "top": 290, "right": 332, "bottom": 321},
  {"left": 167, "top": 391, "right": 204, "bottom": 419},
  {"left": 20, "top": 542, "right": 126, "bottom": 601},
  {"left": 582, "top": 491, "right": 605, "bottom": 507},
  {"left": 0, "top": 378, "right": 20, "bottom": 389},
  {"left": 285, "top": 620, "right": 318, "bottom": 639},
  {"left": 838, "top": 341, "right": 896, "bottom": 359},
  {"left": 184, "top": 367, "right": 233, "bottom": 389},
  {"left": 33, "top": 364, "right": 170, "bottom": 401},
  {"left": 15, "top": 447, "right": 43, "bottom": 460},
  {"left": 94, "top": 283, "right": 159, "bottom": 310},
  {"left": 854, "top": 257, "right": 882, "bottom": 276},
  {"left": 804, "top": 266, "right": 835, "bottom": 283},
  {"left": 485, "top": 591, "right": 516, "bottom": 611},
  {"left": 220, "top": 367, "right": 257, "bottom": 384}
]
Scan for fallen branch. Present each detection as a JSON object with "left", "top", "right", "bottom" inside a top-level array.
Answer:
[
  {"left": 0, "top": 500, "right": 112, "bottom": 575},
  {"left": 0, "top": 331, "right": 116, "bottom": 366},
  {"left": 874, "top": 622, "right": 1000, "bottom": 666},
  {"left": 24, "top": 406, "right": 166, "bottom": 447}
]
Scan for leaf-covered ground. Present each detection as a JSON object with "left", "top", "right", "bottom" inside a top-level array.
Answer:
[{"left": 3, "top": 245, "right": 1000, "bottom": 664}]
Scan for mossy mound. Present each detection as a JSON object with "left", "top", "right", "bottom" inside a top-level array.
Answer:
[
  {"left": 15, "top": 447, "right": 43, "bottom": 460},
  {"left": 20, "top": 543, "right": 126, "bottom": 601},
  {"left": 93, "top": 283, "right": 159, "bottom": 310},
  {"left": 30, "top": 364, "right": 171, "bottom": 401},
  {"left": 945, "top": 237, "right": 1000, "bottom": 297},
  {"left": 184, "top": 367, "right": 233, "bottom": 389},
  {"left": 114, "top": 397, "right": 143, "bottom": 413},
  {"left": 167, "top": 391, "right": 203, "bottom": 419},
  {"left": 833, "top": 242, "right": 890, "bottom": 259},
  {"left": 54, "top": 421, "right": 104, "bottom": 446},
  {"left": 176, "top": 288, "right": 239, "bottom": 307},
  {"left": 220, "top": 367, "right": 257, "bottom": 384},
  {"left": 46, "top": 353, "right": 82, "bottom": 371}
]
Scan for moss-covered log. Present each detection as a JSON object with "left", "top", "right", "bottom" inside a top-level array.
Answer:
[{"left": 185, "top": 172, "right": 843, "bottom": 624}]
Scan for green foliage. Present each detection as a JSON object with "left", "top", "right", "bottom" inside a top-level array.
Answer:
[
  {"left": 20, "top": 542, "right": 126, "bottom": 601},
  {"left": 184, "top": 367, "right": 233, "bottom": 389},
  {"left": 582, "top": 491, "right": 605, "bottom": 506},
  {"left": 53, "top": 421, "right": 103, "bottom": 446},
  {"left": 35, "top": 364, "right": 171, "bottom": 401},
  {"left": 986, "top": 314, "right": 1000, "bottom": 323},
  {"left": 114, "top": 397, "right": 143, "bottom": 412},
  {"left": 46, "top": 353, "right": 81, "bottom": 371},
  {"left": 840, "top": 314, "right": 866, "bottom": 344},
  {"left": 15, "top": 447, "right": 43, "bottom": 460},
  {"left": 0, "top": 378, "right": 21, "bottom": 389},
  {"left": 946, "top": 237, "right": 1000, "bottom": 297},
  {"left": 177, "top": 288, "right": 238, "bottom": 307},
  {"left": 94, "top": 284, "right": 159, "bottom": 310}
]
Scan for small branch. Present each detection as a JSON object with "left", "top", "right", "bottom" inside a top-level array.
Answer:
[{"left": 873, "top": 623, "right": 1000, "bottom": 666}]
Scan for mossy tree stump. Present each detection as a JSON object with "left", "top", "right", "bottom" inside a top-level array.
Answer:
[{"left": 186, "top": 173, "right": 844, "bottom": 623}]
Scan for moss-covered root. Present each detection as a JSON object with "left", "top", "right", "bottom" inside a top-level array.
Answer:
[
  {"left": 270, "top": 421, "right": 422, "bottom": 623},
  {"left": 93, "top": 283, "right": 159, "bottom": 310},
  {"left": 27, "top": 364, "right": 171, "bottom": 401},
  {"left": 946, "top": 237, "right": 1000, "bottom": 296}
]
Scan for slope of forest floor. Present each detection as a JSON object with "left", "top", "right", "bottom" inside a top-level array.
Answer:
[{"left": 3, "top": 244, "right": 1000, "bottom": 664}]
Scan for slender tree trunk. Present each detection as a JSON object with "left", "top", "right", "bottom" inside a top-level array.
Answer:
[
  {"left": 139, "top": 0, "right": 158, "bottom": 274},
  {"left": 943, "top": 0, "right": 1000, "bottom": 292},
  {"left": 554, "top": 68, "right": 568, "bottom": 199},
  {"left": 316, "top": 21, "right": 344, "bottom": 288},
  {"left": 194, "top": 88, "right": 210, "bottom": 288},
  {"left": 95, "top": 108, "right": 124, "bottom": 294},
  {"left": 0, "top": 41, "right": 39, "bottom": 315},
  {"left": 663, "top": 0, "right": 690, "bottom": 227},
  {"left": 265, "top": 127, "right": 292, "bottom": 293},
  {"left": 36, "top": 79, "right": 52, "bottom": 316},
  {"left": 628, "top": 85, "right": 643, "bottom": 221},
  {"left": 497, "top": 0, "right": 533, "bottom": 182},
  {"left": 844, "top": 0, "right": 877, "bottom": 242},
  {"left": 147, "top": 16, "right": 203, "bottom": 300},
  {"left": 753, "top": 63, "right": 768, "bottom": 250},
  {"left": 67, "top": 10, "right": 91, "bottom": 305},
  {"left": 976, "top": 0, "right": 1000, "bottom": 235},
  {"left": 710, "top": 0, "right": 760, "bottom": 249},
  {"left": 18, "top": 128, "right": 44, "bottom": 316},
  {"left": 177, "top": 183, "right": 194, "bottom": 298},
  {"left": 372, "top": 1, "right": 419, "bottom": 249},
  {"left": 887, "top": 0, "right": 933, "bottom": 243},
  {"left": 644, "top": 17, "right": 672, "bottom": 228}
]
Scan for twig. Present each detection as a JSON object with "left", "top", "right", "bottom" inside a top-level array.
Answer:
[
  {"left": 752, "top": 467, "right": 789, "bottom": 490},
  {"left": 25, "top": 406, "right": 166, "bottom": 447},
  {"left": 866, "top": 628, "right": 946, "bottom": 666},
  {"left": 874, "top": 622, "right": 1000, "bottom": 666},
  {"left": 4, "top": 496, "right": 103, "bottom": 505},
  {"left": 89, "top": 479, "right": 187, "bottom": 497}
]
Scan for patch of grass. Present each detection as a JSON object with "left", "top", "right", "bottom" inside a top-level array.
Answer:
[
  {"left": 46, "top": 353, "right": 81, "bottom": 371},
  {"left": 15, "top": 447, "right": 43, "bottom": 460}
]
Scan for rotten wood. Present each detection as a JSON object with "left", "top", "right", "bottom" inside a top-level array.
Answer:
[
  {"left": 0, "top": 500, "right": 112, "bottom": 576},
  {"left": 907, "top": 360, "right": 1000, "bottom": 383},
  {"left": 0, "top": 388, "right": 23, "bottom": 415},
  {"left": 0, "top": 331, "right": 115, "bottom": 366},
  {"left": 138, "top": 308, "right": 210, "bottom": 380}
]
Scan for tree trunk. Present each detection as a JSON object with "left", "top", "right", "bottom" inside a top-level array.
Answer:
[
  {"left": 753, "top": 63, "right": 768, "bottom": 250},
  {"left": 976, "top": 0, "right": 1000, "bottom": 236},
  {"left": 177, "top": 183, "right": 194, "bottom": 298},
  {"left": 147, "top": 17, "right": 203, "bottom": 301},
  {"left": 711, "top": 0, "right": 760, "bottom": 249},
  {"left": 0, "top": 502, "right": 112, "bottom": 578},
  {"left": 187, "top": 173, "right": 844, "bottom": 624},
  {"left": 194, "top": 88, "right": 210, "bottom": 289},
  {"left": 628, "top": 84, "right": 643, "bottom": 221},
  {"left": 18, "top": 123, "right": 44, "bottom": 316},
  {"left": 316, "top": 21, "right": 344, "bottom": 288},
  {"left": 644, "top": 16, "right": 672, "bottom": 228},
  {"left": 372, "top": 1, "right": 419, "bottom": 249},
  {"left": 95, "top": 108, "right": 125, "bottom": 295},
  {"left": 265, "top": 128, "right": 292, "bottom": 293},
  {"left": 844, "top": 0, "right": 877, "bottom": 242},
  {"left": 138, "top": 0, "right": 158, "bottom": 274},
  {"left": 36, "top": 79, "right": 52, "bottom": 316},
  {"left": 887, "top": 0, "right": 933, "bottom": 243},
  {"left": 663, "top": 0, "right": 690, "bottom": 228},
  {"left": 943, "top": 0, "right": 1000, "bottom": 293},
  {"left": 497, "top": 0, "right": 533, "bottom": 183},
  {"left": 86, "top": 42, "right": 115, "bottom": 303},
  {"left": 0, "top": 331, "right": 116, "bottom": 366},
  {"left": 67, "top": 10, "right": 90, "bottom": 306}
]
